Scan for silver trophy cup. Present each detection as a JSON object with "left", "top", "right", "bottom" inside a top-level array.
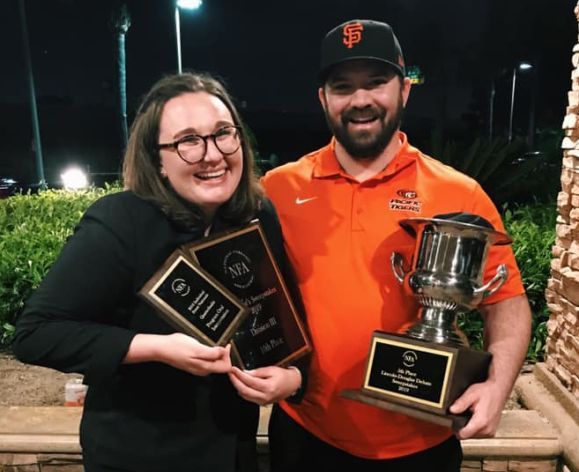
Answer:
[
  {"left": 391, "top": 216, "right": 511, "bottom": 347},
  {"left": 341, "top": 215, "right": 513, "bottom": 428}
]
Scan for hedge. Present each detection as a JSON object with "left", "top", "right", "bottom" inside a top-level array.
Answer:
[
  {"left": 458, "top": 201, "right": 557, "bottom": 361},
  {"left": 0, "top": 186, "right": 121, "bottom": 345},
  {"left": 0, "top": 190, "right": 557, "bottom": 361}
]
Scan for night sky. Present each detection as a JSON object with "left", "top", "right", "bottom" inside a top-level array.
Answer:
[{"left": 1, "top": 0, "right": 577, "bottom": 184}]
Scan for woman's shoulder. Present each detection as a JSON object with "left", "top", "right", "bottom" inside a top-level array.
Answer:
[
  {"left": 86, "top": 190, "right": 161, "bottom": 219},
  {"left": 80, "top": 190, "right": 168, "bottom": 240},
  {"left": 257, "top": 196, "right": 277, "bottom": 218},
  {"left": 255, "top": 196, "right": 281, "bottom": 229},
  {"left": 256, "top": 196, "right": 282, "bottom": 241}
]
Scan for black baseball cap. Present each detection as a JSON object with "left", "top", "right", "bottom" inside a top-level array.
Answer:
[{"left": 319, "top": 19, "right": 406, "bottom": 83}]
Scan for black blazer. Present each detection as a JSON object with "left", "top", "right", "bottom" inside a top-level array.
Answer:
[{"left": 12, "top": 190, "right": 286, "bottom": 472}]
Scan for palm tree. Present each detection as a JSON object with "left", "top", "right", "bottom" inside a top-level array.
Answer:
[{"left": 109, "top": 2, "right": 131, "bottom": 153}]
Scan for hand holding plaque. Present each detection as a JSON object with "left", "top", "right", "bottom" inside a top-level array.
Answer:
[
  {"left": 342, "top": 213, "right": 511, "bottom": 429},
  {"left": 141, "top": 221, "right": 311, "bottom": 370}
]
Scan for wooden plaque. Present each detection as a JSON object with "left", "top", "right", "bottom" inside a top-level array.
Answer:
[
  {"left": 184, "top": 221, "right": 311, "bottom": 369},
  {"left": 139, "top": 249, "right": 249, "bottom": 346}
]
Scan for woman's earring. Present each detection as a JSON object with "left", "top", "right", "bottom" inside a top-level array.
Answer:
[{"left": 160, "top": 168, "right": 167, "bottom": 178}]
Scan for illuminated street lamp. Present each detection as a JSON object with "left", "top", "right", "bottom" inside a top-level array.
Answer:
[
  {"left": 61, "top": 167, "right": 89, "bottom": 190},
  {"left": 175, "top": 0, "right": 202, "bottom": 73},
  {"left": 508, "top": 61, "right": 533, "bottom": 142}
]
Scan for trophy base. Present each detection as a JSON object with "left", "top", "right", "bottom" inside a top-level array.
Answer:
[
  {"left": 341, "top": 389, "right": 470, "bottom": 430},
  {"left": 347, "top": 331, "right": 491, "bottom": 429}
]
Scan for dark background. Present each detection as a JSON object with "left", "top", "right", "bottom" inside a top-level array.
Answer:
[{"left": 1, "top": 0, "right": 576, "bottom": 186}]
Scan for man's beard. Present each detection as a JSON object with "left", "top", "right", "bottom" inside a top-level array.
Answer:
[{"left": 325, "top": 94, "right": 404, "bottom": 160}]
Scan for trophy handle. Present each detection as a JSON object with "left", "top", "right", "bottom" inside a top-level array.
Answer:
[
  {"left": 391, "top": 252, "right": 408, "bottom": 284},
  {"left": 474, "top": 264, "right": 508, "bottom": 299}
]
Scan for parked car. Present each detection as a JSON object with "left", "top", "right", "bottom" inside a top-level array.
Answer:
[
  {"left": 0, "top": 178, "right": 44, "bottom": 198},
  {"left": 0, "top": 178, "right": 19, "bottom": 199}
]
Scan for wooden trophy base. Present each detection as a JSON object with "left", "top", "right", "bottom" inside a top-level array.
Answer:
[
  {"left": 341, "top": 388, "right": 469, "bottom": 430},
  {"left": 342, "top": 331, "right": 492, "bottom": 430}
]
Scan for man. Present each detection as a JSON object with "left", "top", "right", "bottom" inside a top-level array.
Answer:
[{"left": 262, "top": 19, "right": 531, "bottom": 471}]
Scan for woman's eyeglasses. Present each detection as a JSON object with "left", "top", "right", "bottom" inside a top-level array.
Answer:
[{"left": 157, "top": 125, "right": 242, "bottom": 164}]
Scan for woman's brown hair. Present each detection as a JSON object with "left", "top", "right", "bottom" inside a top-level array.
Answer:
[{"left": 123, "top": 72, "right": 262, "bottom": 229}]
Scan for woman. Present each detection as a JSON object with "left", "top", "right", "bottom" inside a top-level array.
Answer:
[{"left": 12, "top": 72, "right": 301, "bottom": 472}]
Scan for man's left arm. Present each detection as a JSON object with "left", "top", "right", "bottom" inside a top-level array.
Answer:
[{"left": 450, "top": 294, "right": 531, "bottom": 439}]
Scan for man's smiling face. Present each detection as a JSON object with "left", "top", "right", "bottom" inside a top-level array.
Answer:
[{"left": 320, "top": 59, "right": 410, "bottom": 160}]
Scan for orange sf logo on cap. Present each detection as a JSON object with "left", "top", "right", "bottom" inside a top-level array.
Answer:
[{"left": 342, "top": 22, "right": 363, "bottom": 49}]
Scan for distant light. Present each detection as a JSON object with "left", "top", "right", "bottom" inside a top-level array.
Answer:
[
  {"left": 177, "top": 0, "right": 202, "bottom": 10},
  {"left": 519, "top": 62, "right": 533, "bottom": 71},
  {"left": 406, "top": 65, "right": 425, "bottom": 85},
  {"left": 61, "top": 167, "right": 88, "bottom": 190}
]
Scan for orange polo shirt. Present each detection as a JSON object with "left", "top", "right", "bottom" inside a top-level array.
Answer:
[{"left": 261, "top": 132, "right": 525, "bottom": 459}]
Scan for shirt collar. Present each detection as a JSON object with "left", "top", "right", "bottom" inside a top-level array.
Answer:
[
  {"left": 312, "top": 138, "right": 343, "bottom": 178},
  {"left": 312, "top": 132, "right": 418, "bottom": 181}
]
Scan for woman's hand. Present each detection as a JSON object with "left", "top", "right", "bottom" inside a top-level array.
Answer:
[
  {"left": 124, "top": 333, "right": 232, "bottom": 376},
  {"left": 228, "top": 365, "right": 301, "bottom": 405}
]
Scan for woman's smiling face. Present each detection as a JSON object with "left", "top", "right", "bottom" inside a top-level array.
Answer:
[{"left": 158, "top": 91, "right": 243, "bottom": 220}]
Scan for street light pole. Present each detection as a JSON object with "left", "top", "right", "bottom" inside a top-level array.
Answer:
[
  {"left": 175, "top": 6, "right": 183, "bottom": 73},
  {"left": 18, "top": 0, "right": 46, "bottom": 188},
  {"left": 508, "top": 67, "right": 517, "bottom": 142},
  {"left": 527, "top": 67, "right": 537, "bottom": 148},
  {"left": 489, "top": 80, "right": 496, "bottom": 141},
  {"left": 508, "top": 62, "right": 532, "bottom": 142},
  {"left": 174, "top": 0, "right": 202, "bottom": 74}
]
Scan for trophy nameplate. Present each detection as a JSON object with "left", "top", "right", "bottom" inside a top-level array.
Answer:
[
  {"left": 139, "top": 250, "right": 249, "bottom": 346},
  {"left": 342, "top": 332, "right": 491, "bottom": 429},
  {"left": 184, "top": 221, "right": 311, "bottom": 369}
]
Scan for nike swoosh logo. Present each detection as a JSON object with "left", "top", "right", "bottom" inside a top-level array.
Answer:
[{"left": 295, "top": 196, "right": 318, "bottom": 205}]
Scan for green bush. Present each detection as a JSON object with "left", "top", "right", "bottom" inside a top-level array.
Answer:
[
  {"left": 458, "top": 201, "right": 556, "bottom": 361},
  {"left": 503, "top": 202, "right": 557, "bottom": 361},
  {"left": 0, "top": 188, "right": 558, "bottom": 362},
  {"left": 0, "top": 185, "right": 121, "bottom": 346}
]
